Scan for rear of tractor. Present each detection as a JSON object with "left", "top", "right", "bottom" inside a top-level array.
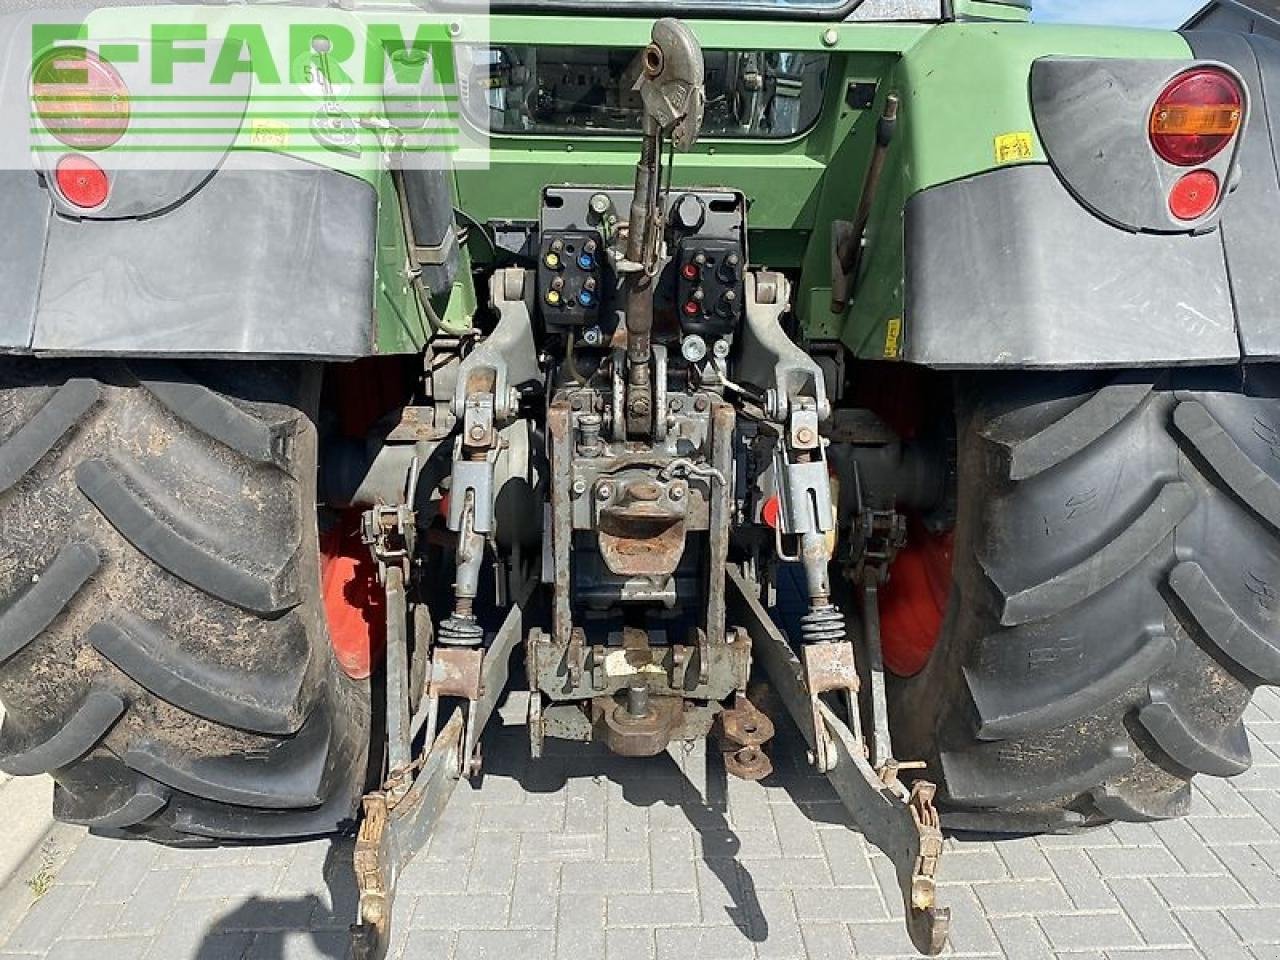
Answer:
[{"left": 1, "top": 0, "right": 1279, "bottom": 955}]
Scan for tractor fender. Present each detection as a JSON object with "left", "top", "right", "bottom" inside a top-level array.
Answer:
[
  {"left": 1183, "top": 30, "right": 1280, "bottom": 361},
  {"left": 901, "top": 51, "right": 1258, "bottom": 370},
  {"left": 0, "top": 152, "right": 380, "bottom": 360}
]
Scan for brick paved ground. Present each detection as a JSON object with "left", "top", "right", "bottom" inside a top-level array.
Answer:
[{"left": 1, "top": 687, "right": 1278, "bottom": 960}]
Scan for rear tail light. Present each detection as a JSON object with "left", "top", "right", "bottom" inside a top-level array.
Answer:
[
  {"left": 1168, "top": 170, "right": 1220, "bottom": 221},
  {"left": 32, "top": 47, "right": 130, "bottom": 151},
  {"left": 1150, "top": 68, "right": 1243, "bottom": 167},
  {"left": 55, "top": 155, "right": 110, "bottom": 209}
]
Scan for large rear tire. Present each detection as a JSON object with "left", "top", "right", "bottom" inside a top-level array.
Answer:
[
  {"left": 0, "top": 359, "right": 371, "bottom": 843},
  {"left": 891, "top": 367, "right": 1280, "bottom": 833}
]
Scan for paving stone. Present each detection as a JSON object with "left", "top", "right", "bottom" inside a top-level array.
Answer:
[
  {"left": 791, "top": 885, "right": 885, "bottom": 923},
  {"left": 245, "top": 929, "right": 350, "bottom": 960},
  {"left": 410, "top": 893, "right": 511, "bottom": 930},
  {"left": 456, "top": 928, "right": 554, "bottom": 960},
  {"left": 751, "top": 890, "right": 804, "bottom": 959},
  {"left": 937, "top": 849, "right": 1009, "bottom": 883},
  {"left": 467, "top": 830, "right": 521, "bottom": 893},
  {"left": 555, "top": 892, "right": 604, "bottom": 960},
  {"left": 989, "top": 916, "right": 1055, "bottom": 960},
  {"left": 605, "top": 927, "right": 655, "bottom": 960},
  {"left": 112, "top": 870, "right": 188, "bottom": 935},
  {"left": 1215, "top": 845, "right": 1280, "bottom": 905},
  {"left": 51, "top": 836, "right": 120, "bottom": 885},
  {"left": 972, "top": 879, "right": 1073, "bottom": 917},
  {"left": 394, "top": 930, "right": 452, "bottom": 960},
  {"left": 1088, "top": 845, "right": 1186, "bottom": 878},
  {"left": 509, "top": 861, "right": 560, "bottom": 929},
  {"left": 4, "top": 694, "right": 1280, "bottom": 960},
  {"left": 1175, "top": 909, "right": 1255, "bottom": 960},
  {"left": 5, "top": 886, "right": 90, "bottom": 954},
  {"left": 1039, "top": 912, "right": 1141, "bottom": 952},
  {"left": 1107, "top": 877, "right": 1191, "bottom": 947},
  {"left": 1043, "top": 848, "right": 1122, "bottom": 911},
  {"left": 995, "top": 838, "right": 1055, "bottom": 881},
  {"left": 798, "top": 923, "right": 853, "bottom": 960},
  {"left": 82, "top": 842, "right": 161, "bottom": 905},
  {"left": 1152, "top": 874, "right": 1252, "bottom": 910},
  {"left": 653, "top": 924, "right": 756, "bottom": 960},
  {"left": 941, "top": 886, "right": 1002, "bottom": 956},
  {"left": 46, "top": 936, "right": 152, "bottom": 960},
  {"left": 1224, "top": 907, "right": 1280, "bottom": 945}
]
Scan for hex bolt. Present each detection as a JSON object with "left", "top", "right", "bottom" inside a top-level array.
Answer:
[
  {"left": 469, "top": 424, "right": 487, "bottom": 442},
  {"left": 596, "top": 482, "right": 614, "bottom": 502},
  {"left": 728, "top": 253, "right": 740, "bottom": 267},
  {"left": 712, "top": 339, "right": 731, "bottom": 359},
  {"left": 669, "top": 483, "right": 685, "bottom": 502},
  {"left": 572, "top": 478, "right": 587, "bottom": 496},
  {"left": 669, "top": 396, "right": 684, "bottom": 413},
  {"left": 796, "top": 427, "right": 815, "bottom": 445},
  {"left": 693, "top": 396, "right": 709, "bottom": 412}
]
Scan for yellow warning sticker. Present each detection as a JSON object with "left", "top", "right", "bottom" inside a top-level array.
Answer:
[
  {"left": 884, "top": 317, "right": 903, "bottom": 359},
  {"left": 249, "top": 119, "right": 290, "bottom": 149},
  {"left": 994, "top": 131, "right": 1035, "bottom": 165}
]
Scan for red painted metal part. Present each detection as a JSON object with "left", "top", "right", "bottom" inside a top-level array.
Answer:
[
  {"left": 320, "top": 519, "right": 386, "bottom": 681},
  {"left": 878, "top": 524, "right": 954, "bottom": 679}
]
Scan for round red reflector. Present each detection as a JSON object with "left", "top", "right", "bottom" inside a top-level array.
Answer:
[
  {"left": 55, "top": 154, "right": 109, "bottom": 209},
  {"left": 681, "top": 263, "right": 700, "bottom": 281},
  {"left": 761, "top": 494, "right": 782, "bottom": 530},
  {"left": 683, "top": 299, "right": 701, "bottom": 316},
  {"left": 32, "top": 47, "right": 130, "bottom": 151},
  {"left": 1150, "top": 68, "right": 1243, "bottom": 167},
  {"left": 1169, "top": 169, "right": 1220, "bottom": 221}
]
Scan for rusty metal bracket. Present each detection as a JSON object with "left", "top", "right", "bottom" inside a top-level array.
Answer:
[
  {"left": 800, "top": 641, "right": 859, "bottom": 773},
  {"left": 350, "top": 708, "right": 464, "bottom": 960},
  {"left": 718, "top": 691, "right": 776, "bottom": 781},
  {"left": 350, "top": 595, "right": 527, "bottom": 960},
  {"left": 726, "top": 565, "right": 950, "bottom": 956}
]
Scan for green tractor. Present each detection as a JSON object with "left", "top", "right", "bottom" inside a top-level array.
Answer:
[{"left": 1, "top": 0, "right": 1278, "bottom": 954}]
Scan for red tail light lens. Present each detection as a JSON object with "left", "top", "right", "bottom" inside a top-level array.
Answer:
[
  {"left": 1168, "top": 170, "right": 1220, "bottom": 221},
  {"left": 32, "top": 47, "right": 130, "bottom": 151},
  {"left": 1150, "top": 68, "right": 1243, "bottom": 167},
  {"left": 55, "top": 155, "right": 110, "bottom": 209}
]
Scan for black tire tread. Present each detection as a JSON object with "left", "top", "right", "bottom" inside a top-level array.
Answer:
[
  {"left": 140, "top": 373, "right": 294, "bottom": 469},
  {"left": 993, "top": 481, "right": 1194, "bottom": 626},
  {"left": 1136, "top": 691, "right": 1252, "bottom": 777},
  {"left": 983, "top": 378, "right": 1154, "bottom": 481},
  {"left": 89, "top": 615, "right": 313, "bottom": 736},
  {"left": 0, "top": 360, "right": 369, "bottom": 844},
  {"left": 0, "top": 690, "right": 125, "bottom": 776},
  {"left": 966, "top": 631, "right": 1176, "bottom": 741},
  {"left": 122, "top": 706, "right": 331, "bottom": 810},
  {"left": 891, "top": 367, "right": 1280, "bottom": 834},
  {"left": 0, "top": 543, "right": 99, "bottom": 664},
  {"left": 76, "top": 456, "right": 298, "bottom": 616},
  {"left": 0, "top": 379, "right": 100, "bottom": 494}
]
